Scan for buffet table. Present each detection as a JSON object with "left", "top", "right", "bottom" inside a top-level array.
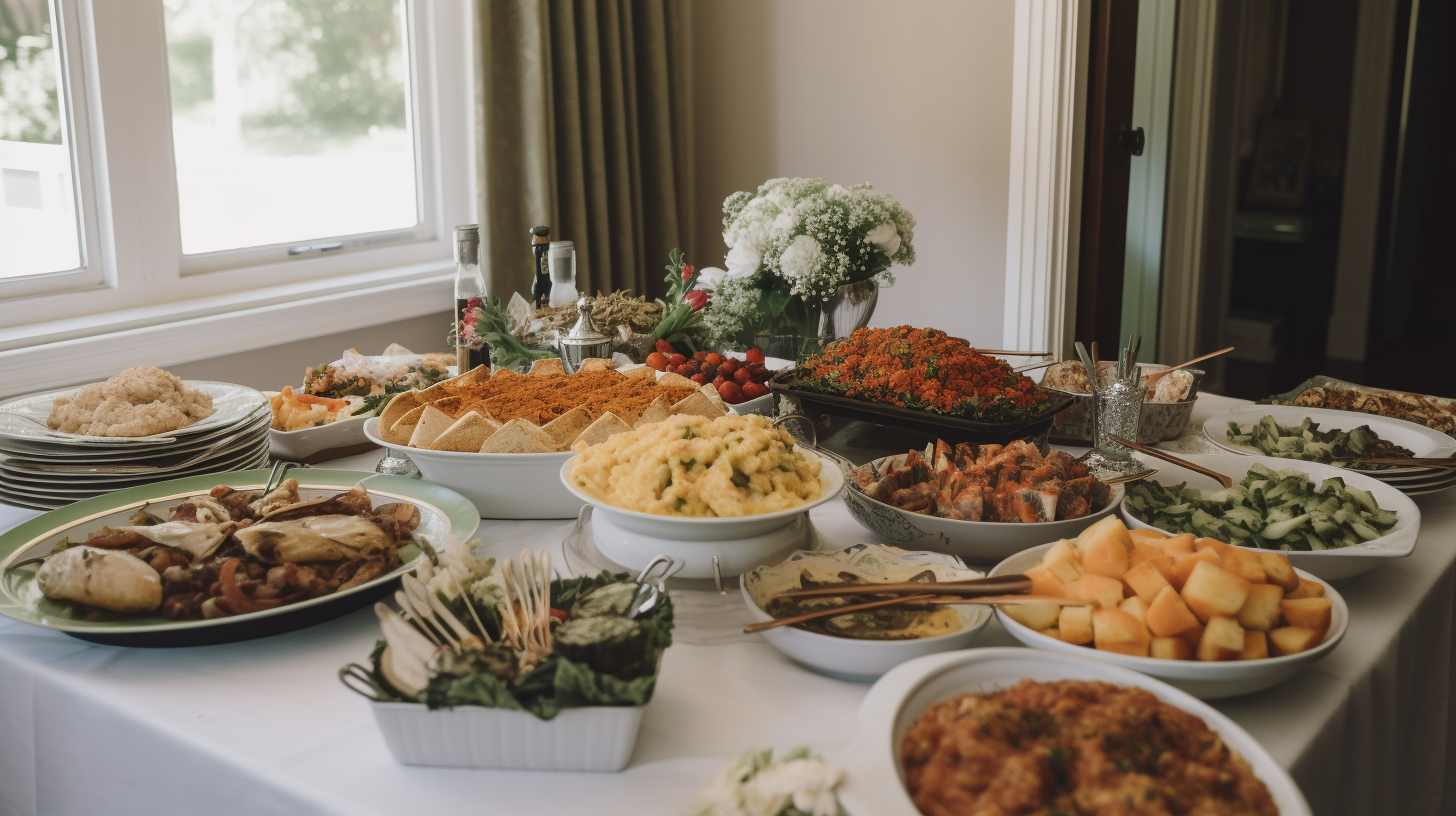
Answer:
[{"left": 0, "top": 393, "right": 1453, "bottom": 816}]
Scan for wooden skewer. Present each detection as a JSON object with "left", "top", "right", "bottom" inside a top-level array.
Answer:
[
  {"left": 1348, "top": 457, "right": 1456, "bottom": 470},
  {"left": 770, "top": 575, "right": 1031, "bottom": 601},
  {"left": 1144, "top": 346, "right": 1235, "bottom": 385},
  {"left": 972, "top": 348, "right": 1053, "bottom": 357},
  {"left": 744, "top": 594, "right": 1087, "bottom": 634},
  {"left": 1109, "top": 435, "right": 1234, "bottom": 488}
]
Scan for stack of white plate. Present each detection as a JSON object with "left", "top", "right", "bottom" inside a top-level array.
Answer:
[
  {"left": 1205, "top": 405, "right": 1456, "bottom": 496},
  {"left": 0, "top": 381, "right": 272, "bottom": 509}
]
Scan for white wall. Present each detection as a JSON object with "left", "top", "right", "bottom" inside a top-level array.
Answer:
[{"left": 690, "top": 0, "right": 1017, "bottom": 346}]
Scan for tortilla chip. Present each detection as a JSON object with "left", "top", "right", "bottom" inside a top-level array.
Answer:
[
  {"left": 671, "top": 390, "right": 725, "bottom": 419},
  {"left": 656, "top": 371, "right": 696, "bottom": 389},
  {"left": 542, "top": 406, "right": 592, "bottom": 447},
  {"left": 633, "top": 397, "right": 673, "bottom": 428},
  {"left": 428, "top": 411, "right": 499, "bottom": 452},
  {"left": 415, "top": 379, "right": 457, "bottom": 402},
  {"left": 578, "top": 358, "right": 613, "bottom": 372},
  {"left": 571, "top": 411, "right": 632, "bottom": 451},
  {"left": 479, "top": 418, "right": 557, "bottom": 453},
  {"left": 379, "top": 391, "right": 420, "bottom": 431},
  {"left": 623, "top": 366, "right": 657, "bottom": 380},
  {"left": 407, "top": 406, "right": 457, "bottom": 449},
  {"left": 700, "top": 384, "right": 729, "bottom": 413},
  {"left": 529, "top": 357, "right": 564, "bottom": 376}
]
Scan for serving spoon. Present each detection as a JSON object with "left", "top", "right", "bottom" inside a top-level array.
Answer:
[
  {"left": 743, "top": 593, "right": 1087, "bottom": 634},
  {"left": 1143, "top": 346, "right": 1235, "bottom": 386}
]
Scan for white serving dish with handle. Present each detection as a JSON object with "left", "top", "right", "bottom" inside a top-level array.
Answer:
[
  {"left": 989, "top": 542, "right": 1347, "bottom": 699},
  {"left": 1119, "top": 452, "right": 1420, "bottom": 584},
  {"left": 1205, "top": 404, "right": 1456, "bottom": 474},
  {"left": 740, "top": 544, "right": 993, "bottom": 681},
  {"left": 837, "top": 647, "right": 1311, "bottom": 816},
  {"left": 363, "top": 700, "right": 644, "bottom": 772},
  {"left": 842, "top": 452, "right": 1124, "bottom": 565},
  {"left": 559, "top": 450, "right": 845, "bottom": 579},
  {"left": 268, "top": 413, "right": 371, "bottom": 461},
  {"left": 363, "top": 417, "right": 582, "bottom": 519}
]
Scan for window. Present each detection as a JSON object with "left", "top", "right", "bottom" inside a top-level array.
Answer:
[{"left": 0, "top": 0, "right": 472, "bottom": 368}]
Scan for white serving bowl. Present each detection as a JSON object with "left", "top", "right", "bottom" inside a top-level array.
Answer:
[
  {"left": 837, "top": 648, "right": 1312, "bottom": 816},
  {"left": 842, "top": 453, "right": 1124, "bottom": 565},
  {"left": 559, "top": 451, "right": 845, "bottom": 579},
  {"left": 739, "top": 545, "right": 992, "bottom": 682},
  {"left": 363, "top": 417, "right": 582, "bottom": 519},
  {"left": 269, "top": 413, "right": 370, "bottom": 461},
  {"left": 989, "top": 542, "right": 1347, "bottom": 699},
  {"left": 1119, "top": 452, "right": 1420, "bottom": 584}
]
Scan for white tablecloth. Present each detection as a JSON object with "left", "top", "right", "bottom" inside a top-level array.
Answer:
[{"left": 1, "top": 394, "right": 1453, "bottom": 816}]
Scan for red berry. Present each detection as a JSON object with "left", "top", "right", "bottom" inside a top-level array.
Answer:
[
  {"left": 693, "top": 350, "right": 709, "bottom": 361},
  {"left": 655, "top": 339, "right": 674, "bottom": 354},
  {"left": 719, "top": 359, "right": 739, "bottom": 376},
  {"left": 668, "top": 353, "right": 687, "bottom": 367},
  {"left": 645, "top": 352, "right": 668, "bottom": 371},
  {"left": 704, "top": 352, "right": 724, "bottom": 366},
  {"left": 734, "top": 367, "right": 753, "bottom": 385},
  {"left": 712, "top": 375, "right": 726, "bottom": 389},
  {"left": 690, "top": 372, "right": 710, "bottom": 385},
  {"left": 745, "top": 348, "right": 766, "bottom": 363},
  {"left": 741, "top": 382, "right": 769, "bottom": 400},
  {"left": 718, "top": 381, "right": 743, "bottom": 403}
]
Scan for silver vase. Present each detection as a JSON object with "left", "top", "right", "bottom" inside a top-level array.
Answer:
[{"left": 817, "top": 279, "right": 879, "bottom": 342}]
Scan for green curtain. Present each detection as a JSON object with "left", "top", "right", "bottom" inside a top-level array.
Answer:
[{"left": 475, "top": 0, "right": 691, "bottom": 301}]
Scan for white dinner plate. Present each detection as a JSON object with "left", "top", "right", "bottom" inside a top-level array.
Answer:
[
  {"left": 0, "top": 381, "right": 270, "bottom": 445},
  {"left": 0, "top": 439, "right": 270, "bottom": 488},
  {"left": 837, "top": 648, "right": 1311, "bottom": 816},
  {"left": 1206, "top": 404, "right": 1456, "bottom": 476}
]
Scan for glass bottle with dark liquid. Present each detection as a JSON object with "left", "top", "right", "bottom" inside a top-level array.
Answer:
[
  {"left": 454, "top": 224, "right": 486, "bottom": 371},
  {"left": 531, "top": 225, "right": 552, "bottom": 309}
]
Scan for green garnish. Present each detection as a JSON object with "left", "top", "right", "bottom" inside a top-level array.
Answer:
[
  {"left": 672, "top": 498, "right": 686, "bottom": 511},
  {"left": 730, "top": 469, "right": 751, "bottom": 488},
  {"left": 682, "top": 426, "right": 696, "bottom": 439}
]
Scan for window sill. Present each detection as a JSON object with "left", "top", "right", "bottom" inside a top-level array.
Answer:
[{"left": 0, "top": 261, "right": 453, "bottom": 399}]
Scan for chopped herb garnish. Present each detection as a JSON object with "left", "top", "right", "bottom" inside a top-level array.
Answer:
[
  {"left": 672, "top": 498, "right": 686, "bottom": 511},
  {"left": 682, "top": 426, "right": 696, "bottom": 439},
  {"left": 731, "top": 469, "right": 751, "bottom": 488}
]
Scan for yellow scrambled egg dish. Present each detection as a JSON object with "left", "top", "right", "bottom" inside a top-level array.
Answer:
[{"left": 570, "top": 414, "right": 822, "bottom": 517}]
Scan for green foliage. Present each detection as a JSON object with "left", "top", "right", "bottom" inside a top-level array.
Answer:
[{"left": 0, "top": 0, "right": 61, "bottom": 145}]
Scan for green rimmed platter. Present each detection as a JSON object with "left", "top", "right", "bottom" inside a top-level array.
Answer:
[{"left": 0, "top": 468, "right": 479, "bottom": 647}]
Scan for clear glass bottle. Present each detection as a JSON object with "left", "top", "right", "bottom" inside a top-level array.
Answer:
[
  {"left": 548, "top": 240, "right": 578, "bottom": 307},
  {"left": 454, "top": 224, "right": 486, "bottom": 372}
]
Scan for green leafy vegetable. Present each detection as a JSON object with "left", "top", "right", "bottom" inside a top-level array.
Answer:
[{"left": 1226, "top": 415, "right": 1413, "bottom": 465}]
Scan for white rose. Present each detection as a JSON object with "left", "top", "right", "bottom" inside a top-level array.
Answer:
[
  {"left": 695, "top": 266, "right": 726, "bottom": 291},
  {"left": 771, "top": 208, "right": 799, "bottom": 234},
  {"left": 724, "top": 238, "right": 761, "bottom": 280},
  {"left": 825, "top": 183, "right": 847, "bottom": 199},
  {"left": 778, "top": 234, "right": 823, "bottom": 280},
  {"left": 865, "top": 220, "right": 901, "bottom": 255}
]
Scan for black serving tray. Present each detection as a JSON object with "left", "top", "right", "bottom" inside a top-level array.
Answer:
[{"left": 771, "top": 370, "right": 1073, "bottom": 450}]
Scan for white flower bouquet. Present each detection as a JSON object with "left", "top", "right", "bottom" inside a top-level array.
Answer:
[{"left": 699, "top": 178, "right": 916, "bottom": 352}]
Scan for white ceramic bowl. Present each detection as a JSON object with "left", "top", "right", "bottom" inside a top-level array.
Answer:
[
  {"left": 1119, "top": 452, "right": 1420, "bottom": 584},
  {"left": 837, "top": 648, "right": 1312, "bottom": 816},
  {"left": 843, "top": 453, "right": 1124, "bottom": 565},
  {"left": 559, "top": 451, "right": 845, "bottom": 579},
  {"left": 989, "top": 542, "right": 1347, "bottom": 699},
  {"left": 739, "top": 547, "right": 992, "bottom": 682},
  {"left": 269, "top": 413, "right": 370, "bottom": 461},
  {"left": 363, "top": 418, "right": 582, "bottom": 519}
]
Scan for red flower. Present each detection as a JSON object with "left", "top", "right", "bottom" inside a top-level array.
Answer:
[
  {"left": 467, "top": 296, "right": 483, "bottom": 308},
  {"left": 685, "top": 289, "right": 708, "bottom": 311}
]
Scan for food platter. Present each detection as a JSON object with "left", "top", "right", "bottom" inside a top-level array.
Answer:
[
  {"left": 837, "top": 648, "right": 1311, "bottom": 816},
  {"left": 1205, "top": 404, "right": 1456, "bottom": 479},
  {"left": 0, "top": 381, "right": 270, "bottom": 445},
  {"left": 0, "top": 468, "right": 479, "bottom": 646},
  {"left": 1120, "top": 452, "right": 1420, "bottom": 584}
]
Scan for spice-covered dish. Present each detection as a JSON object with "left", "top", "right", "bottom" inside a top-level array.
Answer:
[
  {"left": 792, "top": 326, "right": 1054, "bottom": 422},
  {"left": 569, "top": 414, "right": 822, "bottom": 517}
]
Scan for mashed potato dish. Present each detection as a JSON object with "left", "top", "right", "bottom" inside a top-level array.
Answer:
[
  {"left": 569, "top": 414, "right": 822, "bottom": 517},
  {"left": 47, "top": 366, "right": 215, "bottom": 437}
]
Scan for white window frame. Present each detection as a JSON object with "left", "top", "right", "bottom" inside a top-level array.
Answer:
[{"left": 0, "top": 0, "right": 473, "bottom": 395}]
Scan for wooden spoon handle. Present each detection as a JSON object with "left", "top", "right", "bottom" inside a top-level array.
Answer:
[
  {"left": 1109, "top": 435, "right": 1235, "bottom": 488},
  {"left": 771, "top": 575, "right": 1031, "bottom": 601},
  {"left": 743, "top": 594, "right": 941, "bottom": 633},
  {"left": 1144, "top": 346, "right": 1235, "bottom": 385}
]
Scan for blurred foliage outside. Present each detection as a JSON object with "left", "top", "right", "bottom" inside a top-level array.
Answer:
[{"left": 0, "top": 0, "right": 62, "bottom": 144}]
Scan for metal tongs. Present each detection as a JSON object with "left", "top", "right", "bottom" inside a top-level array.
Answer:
[{"left": 625, "top": 554, "right": 684, "bottom": 619}]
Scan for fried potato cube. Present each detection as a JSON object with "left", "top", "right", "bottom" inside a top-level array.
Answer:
[
  {"left": 1119, "top": 595, "right": 1150, "bottom": 627},
  {"left": 1150, "top": 636, "right": 1193, "bottom": 661},
  {"left": 1286, "top": 577, "right": 1326, "bottom": 600},
  {"left": 1000, "top": 600, "right": 1062, "bottom": 632},
  {"left": 1123, "top": 560, "right": 1173, "bottom": 604},
  {"left": 1194, "top": 537, "right": 1232, "bottom": 557},
  {"left": 1129, "top": 542, "right": 1175, "bottom": 579},
  {"left": 1147, "top": 586, "right": 1201, "bottom": 637},
  {"left": 1197, "top": 616, "right": 1245, "bottom": 661},
  {"left": 1236, "top": 583, "right": 1286, "bottom": 632},
  {"left": 1043, "top": 539, "right": 1079, "bottom": 566},
  {"left": 1168, "top": 549, "right": 1221, "bottom": 591},
  {"left": 1180, "top": 561, "right": 1251, "bottom": 622},
  {"left": 1269, "top": 626, "right": 1324, "bottom": 656},
  {"left": 1059, "top": 605, "right": 1094, "bottom": 645},
  {"left": 1065, "top": 574, "right": 1125, "bottom": 609},
  {"left": 1259, "top": 551, "right": 1300, "bottom": 591},
  {"left": 1239, "top": 630, "right": 1269, "bottom": 661},
  {"left": 1039, "top": 626, "right": 1060, "bottom": 639},
  {"left": 1093, "top": 608, "right": 1151, "bottom": 657},
  {"left": 1075, "top": 515, "right": 1135, "bottom": 552},
  {"left": 1177, "top": 622, "right": 1205, "bottom": 649},
  {"left": 1279, "top": 597, "right": 1333, "bottom": 638},
  {"left": 1128, "top": 528, "right": 1170, "bottom": 546},
  {"left": 1082, "top": 535, "right": 1130, "bottom": 579},
  {"left": 1024, "top": 564, "right": 1069, "bottom": 599},
  {"left": 1045, "top": 553, "right": 1084, "bottom": 583},
  {"left": 1222, "top": 547, "right": 1267, "bottom": 584},
  {"left": 1162, "top": 532, "right": 1197, "bottom": 557}
]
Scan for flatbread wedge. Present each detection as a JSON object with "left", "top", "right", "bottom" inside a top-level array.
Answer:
[
  {"left": 633, "top": 396, "right": 673, "bottom": 428},
  {"left": 529, "top": 357, "right": 565, "bottom": 376},
  {"left": 428, "top": 411, "right": 500, "bottom": 452},
  {"left": 671, "top": 390, "right": 726, "bottom": 419},
  {"left": 407, "top": 406, "right": 458, "bottom": 449},
  {"left": 379, "top": 391, "right": 420, "bottom": 432},
  {"left": 623, "top": 366, "right": 657, "bottom": 380},
  {"left": 572, "top": 412, "right": 631, "bottom": 451},
  {"left": 542, "top": 406, "right": 592, "bottom": 448},
  {"left": 700, "top": 384, "right": 729, "bottom": 413},
  {"left": 479, "top": 418, "right": 558, "bottom": 453},
  {"left": 656, "top": 371, "right": 696, "bottom": 389},
  {"left": 578, "top": 358, "right": 613, "bottom": 372}
]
